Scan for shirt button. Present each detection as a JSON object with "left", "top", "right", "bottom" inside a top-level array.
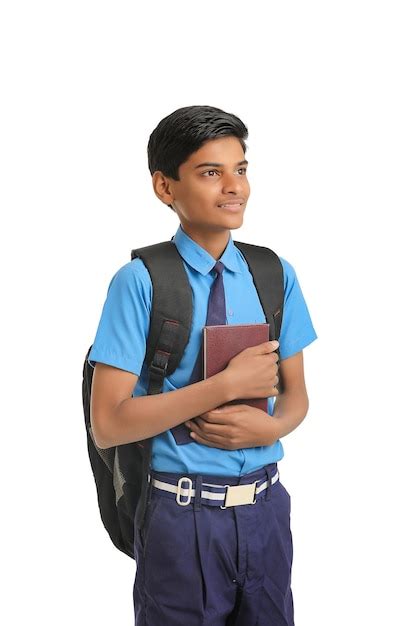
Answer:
[{"left": 228, "top": 309, "right": 233, "bottom": 316}]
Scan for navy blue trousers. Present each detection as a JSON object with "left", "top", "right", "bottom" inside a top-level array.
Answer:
[{"left": 133, "top": 462, "right": 294, "bottom": 625}]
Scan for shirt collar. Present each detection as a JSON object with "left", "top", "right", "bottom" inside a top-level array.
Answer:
[{"left": 172, "top": 224, "right": 242, "bottom": 276}]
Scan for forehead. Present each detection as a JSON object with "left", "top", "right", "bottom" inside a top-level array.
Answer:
[{"left": 184, "top": 136, "right": 245, "bottom": 168}]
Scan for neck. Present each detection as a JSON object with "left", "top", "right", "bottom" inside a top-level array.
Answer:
[{"left": 180, "top": 224, "right": 230, "bottom": 260}]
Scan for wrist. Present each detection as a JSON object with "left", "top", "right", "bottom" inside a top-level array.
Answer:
[
  {"left": 217, "top": 369, "right": 236, "bottom": 403},
  {"left": 268, "top": 415, "right": 282, "bottom": 444}
]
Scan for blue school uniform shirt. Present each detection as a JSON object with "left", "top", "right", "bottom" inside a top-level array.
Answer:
[{"left": 88, "top": 224, "right": 318, "bottom": 476}]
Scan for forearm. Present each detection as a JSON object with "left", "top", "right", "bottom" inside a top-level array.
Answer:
[
  {"left": 271, "top": 390, "right": 309, "bottom": 440},
  {"left": 102, "top": 371, "right": 233, "bottom": 448}
]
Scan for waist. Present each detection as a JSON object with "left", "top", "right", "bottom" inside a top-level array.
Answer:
[
  {"left": 150, "top": 432, "right": 284, "bottom": 476},
  {"left": 149, "top": 461, "right": 280, "bottom": 508}
]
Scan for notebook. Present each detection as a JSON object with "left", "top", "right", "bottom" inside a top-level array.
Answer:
[{"left": 202, "top": 322, "right": 271, "bottom": 412}]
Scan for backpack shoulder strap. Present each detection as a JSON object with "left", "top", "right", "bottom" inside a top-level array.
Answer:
[
  {"left": 233, "top": 241, "right": 284, "bottom": 350},
  {"left": 131, "top": 240, "right": 193, "bottom": 396},
  {"left": 131, "top": 239, "right": 285, "bottom": 386},
  {"left": 130, "top": 239, "right": 193, "bottom": 531}
]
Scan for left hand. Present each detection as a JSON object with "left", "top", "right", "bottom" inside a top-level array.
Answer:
[{"left": 184, "top": 404, "right": 280, "bottom": 449}]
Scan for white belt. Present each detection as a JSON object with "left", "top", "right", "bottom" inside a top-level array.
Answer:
[{"left": 150, "top": 462, "right": 280, "bottom": 508}]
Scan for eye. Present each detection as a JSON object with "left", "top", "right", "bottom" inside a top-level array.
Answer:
[
  {"left": 202, "top": 170, "right": 219, "bottom": 177},
  {"left": 237, "top": 167, "right": 247, "bottom": 175}
]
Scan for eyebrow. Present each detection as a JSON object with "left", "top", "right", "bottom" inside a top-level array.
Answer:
[{"left": 194, "top": 159, "right": 249, "bottom": 169}]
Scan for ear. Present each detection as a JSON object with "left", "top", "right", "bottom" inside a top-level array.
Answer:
[{"left": 152, "top": 171, "right": 175, "bottom": 207}]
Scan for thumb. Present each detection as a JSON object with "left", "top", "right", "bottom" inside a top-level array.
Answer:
[
  {"left": 261, "top": 339, "right": 279, "bottom": 353},
  {"left": 246, "top": 340, "right": 279, "bottom": 354},
  {"left": 243, "top": 340, "right": 279, "bottom": 356}
]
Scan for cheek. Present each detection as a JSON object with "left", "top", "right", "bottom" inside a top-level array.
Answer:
[{"left": 192, "top": 183, "right": 220, "bottom": 207}]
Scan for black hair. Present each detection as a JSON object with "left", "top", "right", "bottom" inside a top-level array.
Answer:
[{"left": 147, "top": 105, "right": 248, "bottom": 196}]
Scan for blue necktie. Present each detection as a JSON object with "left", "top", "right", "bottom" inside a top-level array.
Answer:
[{"left": 171, "top": 260, "right": 226, "bottom": 444}]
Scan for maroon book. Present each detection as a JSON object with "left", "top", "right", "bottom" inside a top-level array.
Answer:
[{"left": 202, "top": 323, "right": 270, "bottom": 412}]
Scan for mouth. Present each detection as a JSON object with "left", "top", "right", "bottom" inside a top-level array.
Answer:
[{"left": 217, "top": 202, "right": 245, "bottom": 213}]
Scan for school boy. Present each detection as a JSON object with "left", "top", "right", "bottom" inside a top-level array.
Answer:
[{"left": 88, "top": 105, "right": 318, "bottom": 625}]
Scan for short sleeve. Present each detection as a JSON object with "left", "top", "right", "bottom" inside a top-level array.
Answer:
[
  {"left": 88, "top": 259, "right": 152, "bottom": 376},
  {"left": 278, "top": 257, "right": 318, "bottom": 360}
]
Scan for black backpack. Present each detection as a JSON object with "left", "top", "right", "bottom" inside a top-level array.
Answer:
[{"left": 82, "top": 238, "right": 284, "bottom": 559}]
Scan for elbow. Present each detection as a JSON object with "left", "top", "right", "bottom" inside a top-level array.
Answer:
[
  {"left": 90, "top": 410, "right": 115, "bottom": 450},
  {"left": 301, "top": 390, "right": 309, "bottom": 419},
  {"left": 91, "top": 425, "right": 114, "bottom": 450},
  {"left": 95, "top": 436, "right": 114, "bottom": 451}
]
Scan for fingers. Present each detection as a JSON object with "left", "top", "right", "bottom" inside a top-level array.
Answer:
[
  {"left": 188, "top": 430, "right": 232, "bottom": 449},
  {"left": 198, "top": 410, "right": 232, "bottom": 423},
  {"left": 192, "top": 416, "right": 230, "bottom": 433},
  {"left": 186, "top": 420, "right": 232, "bottom": 448}
]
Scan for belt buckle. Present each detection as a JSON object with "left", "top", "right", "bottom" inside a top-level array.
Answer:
[
  {"left": 176, "top": 476, "right": 193, "bottom": 506},
  {"left": 220, "top": 481, "right": 257, "bottom": 509}
]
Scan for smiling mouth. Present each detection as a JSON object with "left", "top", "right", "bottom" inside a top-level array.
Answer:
[{"left": 217, "top": 202, "right": 245, "bottom": 211}]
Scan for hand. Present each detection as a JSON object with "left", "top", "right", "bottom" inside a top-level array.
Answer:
[
  {"left": 224, "top": 340, "right": 280, "bottom": 402},
  {"left": 184, "top": 404, "right": 280, "bottom": 450}
]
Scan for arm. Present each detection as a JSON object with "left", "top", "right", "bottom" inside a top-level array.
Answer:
[
  {"left": 184, "top": 350, "right": 310, "bottom": 448},
  {"left": 90, "top": 362, "right": 234, "bottom": 449},
  {"left": 271, "top": 350, "right": 310, "bottom": 439},
  {"left": 270, "top": 255, "right": 317, "bottom": 441}
]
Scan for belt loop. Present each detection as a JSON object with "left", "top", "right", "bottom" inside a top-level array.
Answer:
[
  {"left": 193, "top": 475, "right": 203, "bottom": 512},
  {"left": 264, "top": 465, "right": 274, "bottom": 501},
  {"left": 146, "top": 472, "right": 153, "bottom": 505}
]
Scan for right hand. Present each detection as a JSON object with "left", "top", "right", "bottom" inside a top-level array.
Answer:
[{"left": 223, "top": 340, "right": 280, "bottom": 401}]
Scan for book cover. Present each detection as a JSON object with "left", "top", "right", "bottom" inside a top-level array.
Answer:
[{"left": 202, "top": 323, "right": 271, "bottom": 413}]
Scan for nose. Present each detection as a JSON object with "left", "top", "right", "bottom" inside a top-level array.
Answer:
[{"left": 222, "top": 170, "right": 244, "bottom": 195}]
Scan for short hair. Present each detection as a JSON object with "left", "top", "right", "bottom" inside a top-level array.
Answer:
[{"left": 147, "top": 105, "right": 248, "bottom": 182}]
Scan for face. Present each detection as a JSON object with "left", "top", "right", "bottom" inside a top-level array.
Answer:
[{"left": 153, "top": 136, "right": 250, "bottom": 241}]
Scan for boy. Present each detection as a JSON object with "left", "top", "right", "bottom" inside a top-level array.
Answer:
[{"left": 88, "top": 105, "right": 317, "bottom": 625}]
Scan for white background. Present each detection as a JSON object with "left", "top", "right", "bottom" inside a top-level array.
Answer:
[{"left": 1, "top": 1, "right": 416, "bottom": 624}]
